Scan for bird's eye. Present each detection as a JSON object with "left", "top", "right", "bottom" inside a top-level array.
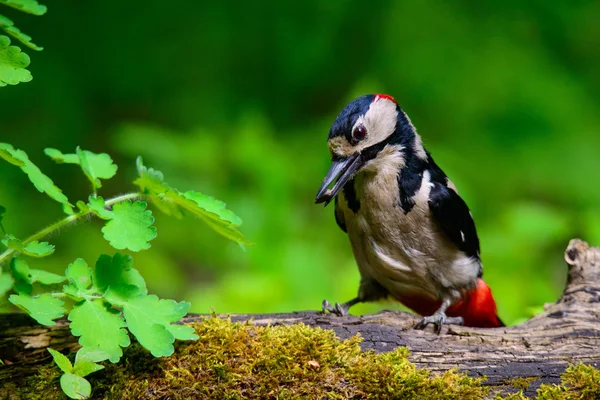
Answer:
[{"left": 352, "top": 124, "right": 367, "bottom": 142}]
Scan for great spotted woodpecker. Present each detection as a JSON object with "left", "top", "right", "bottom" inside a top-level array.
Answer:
[{"left": 316, "top": 94, "right": 503, "bottom": 333}]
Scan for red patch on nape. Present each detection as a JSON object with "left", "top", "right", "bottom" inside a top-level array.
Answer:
[{"left": 374, "top": 94, "right": 397, "bottom": 104}]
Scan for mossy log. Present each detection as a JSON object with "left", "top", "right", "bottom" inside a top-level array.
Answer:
[{"left": 1, "top": 239, "right": 600, "bottom": 398}]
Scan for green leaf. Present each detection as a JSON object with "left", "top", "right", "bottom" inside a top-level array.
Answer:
[
  {"left": 65, "top": 258, "right": 92, "bottom": 292},
  {"left": 48, "top": 348, "right": 73, "bottom": 373},
  {"left": 23, "top": 241, "right": 55, "bottom": 257},
  {"left": 9, "top": 293, "right": 65, "bottom": 325},
  {"left": 134, "top": 157, "right": 247, "bottom": 244},
  {"left": 60, "top": 373, "right": 91, "bottom": 400},
  {"left": 0, "top": 143, "right": 73, "bottom": 213},
  {"left": 45, "top": 148, "right": 118, "bottom": 190},
  {"left": 93, "top": 253, "right": 147, "bottom": 295},
  {"left": 68, "top": 299, "right": 130, "bottom": 363},
  {"left": 5, "top": 253, "right": 58, "bottom": 294},
  {"left": 77, "top": 147, "right": 118, "bottom": 190},
  {"left": 30, "top": 269, "right": 65, "bottom": 285},
  {"left": 72, "top": 357, "right": 104, "bottom": 378},
  {"left": 0, "top": 272, "right": 13, "bottom": 296},
  {"left": 0, "top": 35, "right": 30, "bottom": 86},
  {"left": 3, "top": 234, "right": 25, "bottom": 250},
  {"left": 101, "top": 201, "right": 156, "bottom": 252},
  {"left": 134, "top": 156, "right": 171, "bottom": 195},
  {"left": 63, "top": 259, "right": 94, "bottom": 300},
  {"left": 1, "top": 233, "right": 55, "bottom": 257},
  {"left": 10, "top": 256, "right": 32, "bottom": 294},
  {"left": 0, "top": 15, "right": 42, "bottom": 50},
  {"left": 122, "top": 295, "right": 197, "bottom": 357},
  {"left": 75, "top": 347, "right": 111, "bottom": 363},
  {"left": 181, "top": 190, "right": 242, "bottom": 226},
  {"left": 75, "top": 200, "right": 89, "bottom": 213},
  {"left": 86, "top": 196, "right": 112, "bottom": 220},
  {"left": 0, "top": 0, "right": 47, "bottom": 15},
  {"left": 103, "top": 284, "right": 142, "bottom": 306}
]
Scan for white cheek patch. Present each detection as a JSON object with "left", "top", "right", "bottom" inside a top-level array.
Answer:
[
  {"left": 355, "top": 98, "right": 398, "bottom": 151},
  {"left": 362, "top": 144, "right": 406, "bottom": 173}
]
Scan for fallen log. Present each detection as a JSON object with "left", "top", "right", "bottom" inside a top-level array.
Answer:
[{"left": 1, "top": 239, "right": 599, "bottom": 398}]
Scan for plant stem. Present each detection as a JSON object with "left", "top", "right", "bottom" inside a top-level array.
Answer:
[{"left": 0, "top": 192, "right": 142, "bottom": 267}]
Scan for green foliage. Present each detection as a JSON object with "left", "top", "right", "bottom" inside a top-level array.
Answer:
[
  {"left": 0, "top": 0, "right": 45, "bottom": 86},
  {"left": 0, "top": 144, "right": 246, "bottom": 398},
  {"left": 0, "top": 15, "right": 41, "bottom": 50},
  {"left": 0, "top": 271, "right": 12, "bottom": 296},
  {"left": 135, "top": 157, "right": 247, "bottom": 245},
  {"left": 69, "top": 299, "right": 131, "bottom": 363},
  {"left": 45, "top": 148, "right": 118, "bottom": 192},
  {"left": 2, "top": 234, "right": 54, "bottom": 257},
  {"left": 60, "top": 373, "right": 91, "bottom": 400},
  {"left": 0, "top": 35, "right": 30, "bottom": 85},
  {"left": 48, "top": 348, "right": 72, "bottom": 373},
  {"left": 48, "top": 347, "right": 104, "bottom": 399},
  {"left": 0, "top": 0, "right": 46, "bottom": 15},
  {"left": 9, "top": 257, "right": 64, "bottom": 294},
  {"left": 9, "top": 293, "right": 65, "bottom": 325},
  {"left": 0, "top": 143, "right": 74, "bottom": 214},
  {"left": 93, "top": 253, "right": 146, "bottom": 295},
  {"left": 101, "top": 201, "right": 157, "bottom": 251},
  {"left": 120, "top": 295, "right": 198, "bottom": 357}
]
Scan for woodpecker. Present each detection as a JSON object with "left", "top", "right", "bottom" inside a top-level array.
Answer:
[{"left": 315, "top": 94, "right": 503, "bottom": 333}]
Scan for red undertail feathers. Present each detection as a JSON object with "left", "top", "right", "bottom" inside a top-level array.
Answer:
[{"left": 397, "top": 278, "right": 504, "bottom": 328}]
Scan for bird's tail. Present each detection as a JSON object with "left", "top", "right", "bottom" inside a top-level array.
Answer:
[
  {"left": 447, "top": 278, "right": 504, "bottom": 328},
  {"left": 397, "top": 278, "right": 504, "bottom": 328}
]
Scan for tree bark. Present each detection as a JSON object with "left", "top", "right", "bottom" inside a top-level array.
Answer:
[{"left": 1, "top": 239, "right": 600, "bottom": 397}]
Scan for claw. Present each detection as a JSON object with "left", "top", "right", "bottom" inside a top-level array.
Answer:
[
  {"left": 415, "top": 313, "right": 464, "bottom": 334},
  {"left": 321, "top": 299, "right": 335, "bottom": 313},
  {"left": 321, "top": 299, "right": 350, "bottom": 316}
]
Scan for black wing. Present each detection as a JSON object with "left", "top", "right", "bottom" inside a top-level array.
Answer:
[{"left": 427, "top": 166, "right": 481, "bottom": 262}]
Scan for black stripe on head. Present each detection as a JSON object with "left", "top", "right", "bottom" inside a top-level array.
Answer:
[{"left": 328, "top": 95, "right": 375, "bottom": 140}]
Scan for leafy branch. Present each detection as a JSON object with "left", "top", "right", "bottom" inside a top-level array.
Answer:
[
  {"left": 0, "top": 143, "right": 247, "bottom": 399},
  {"left": 0, "top": 0, "right": 46, "bottom": 86}
]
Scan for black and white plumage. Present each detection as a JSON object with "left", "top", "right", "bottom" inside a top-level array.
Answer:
[{"left": 316, "top": 94, "right": 502, "bottom": 332}]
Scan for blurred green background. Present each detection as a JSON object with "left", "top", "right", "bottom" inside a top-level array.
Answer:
[{"left": 1, "top": 1, "right": 600, "bottom": 326}]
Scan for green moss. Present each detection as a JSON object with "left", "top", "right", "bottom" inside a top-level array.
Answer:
[
  {"left": 3, "top": 318, "right": 600, "bottom": 399},
  {"left": 0, "top": 364, "right": 62, "bottom": 400},
  {"left": 536, "top": 364, "right": 600, "bottom": 400},
  {"left": 100, "top": 317, "right": 488, "bottom": 399},
  {"left": 508, "top": 377, "right": 539, "bottom": 391}
]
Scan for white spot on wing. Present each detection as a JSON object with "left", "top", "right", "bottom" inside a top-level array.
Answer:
[
  {"left": 411, "top": 169, "right": 433, "bottom": 205},
  {"left": 413, "top": 133, "right": 427, "bottom": 160}
]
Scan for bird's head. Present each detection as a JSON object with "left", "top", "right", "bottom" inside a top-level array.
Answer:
[{"left": 315, "top": 94, "right": 419, "bottom": 206}]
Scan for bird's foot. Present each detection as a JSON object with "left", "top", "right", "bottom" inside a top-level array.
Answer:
[
  {"left": 321, "top": 299, "right": 350, "bottom": 316},
  {"left": 414, "top": 313, "right": 464, "bottom": 334}
]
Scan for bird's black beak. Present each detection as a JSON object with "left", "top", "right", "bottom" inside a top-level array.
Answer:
[{"left": 315, "top": 153, "right": 363, "bottom": 206}]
